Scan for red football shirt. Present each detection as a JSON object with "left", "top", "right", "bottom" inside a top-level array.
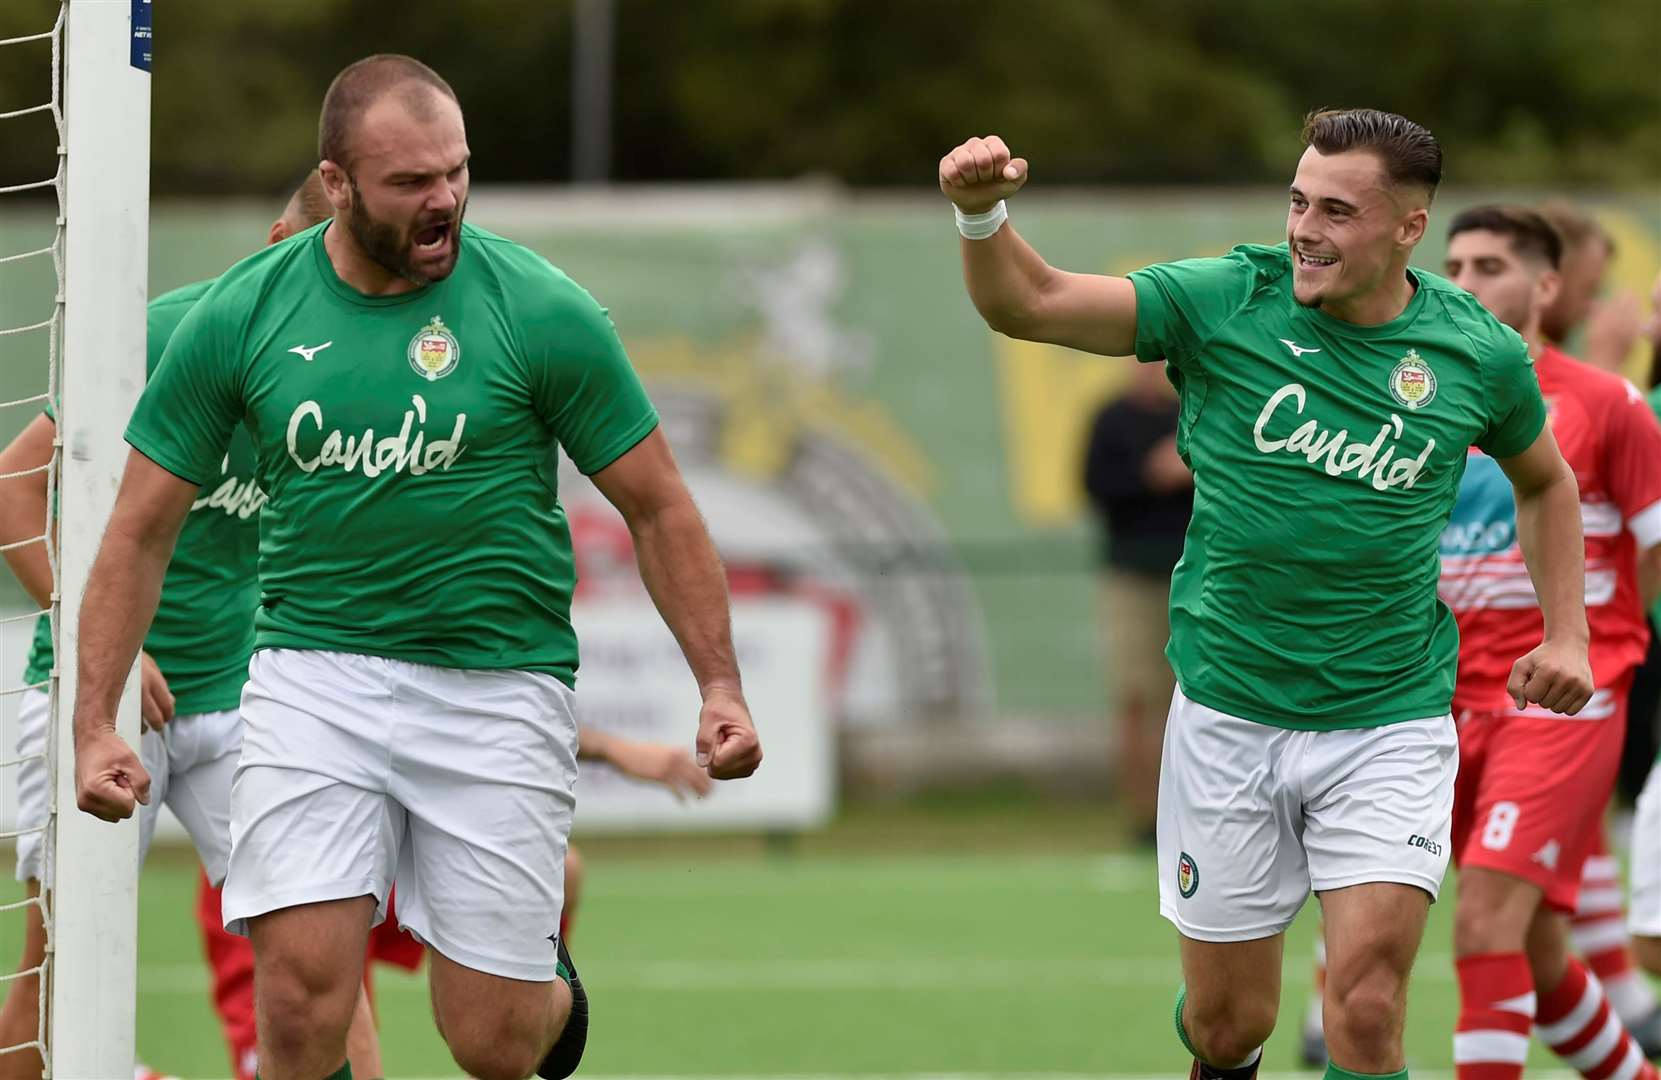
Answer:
[{"left": 1439, "top": 346, "right": 1661, "bottom": 715}]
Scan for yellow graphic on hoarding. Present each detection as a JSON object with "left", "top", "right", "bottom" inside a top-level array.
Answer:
[
  {"left": 995, "top": 253, "right": 1166, "bottom": 527},
  {"left": 995, "top": 336, "right": 1129, "bottom": 526},
  {"left": 1598, "top": 211, "right": 1660, "bottom": 385},
  {"left": 630, "top": 335, "right": 935, "bottom": 495}
]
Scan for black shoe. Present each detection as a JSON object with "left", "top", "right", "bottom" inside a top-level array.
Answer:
[
  {"left": 1189, "top": 1059, "right": 1260, "bottom": 1080},
  {"left": 537, "top": 937, "right": 589, "bottom": 1079}
]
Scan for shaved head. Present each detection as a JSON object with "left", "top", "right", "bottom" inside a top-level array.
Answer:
[
  {"left": 318, "top": 54, "right": 458, "bottom": 173},
  {"left": 280, "top": 171, "right": 332, "bottom": 234}
]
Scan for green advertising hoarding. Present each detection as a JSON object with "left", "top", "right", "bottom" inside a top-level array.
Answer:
[{"left": 1, "top": 187, "right": 1655, "bottom": 728}]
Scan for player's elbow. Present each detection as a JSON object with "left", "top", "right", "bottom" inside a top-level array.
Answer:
[
  {"left": 1510, "top": 454, "right": 1578, "bottom": 505},
  {"left": 975, "top": 297, "right": 1043, "bottom": 340}
]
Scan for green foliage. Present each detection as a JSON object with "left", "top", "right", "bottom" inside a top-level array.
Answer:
[{"left": 0, "top": 0, "right": 1655, "bottom": 191}]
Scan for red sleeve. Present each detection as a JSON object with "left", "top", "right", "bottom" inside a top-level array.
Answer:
[{"left": 1602, "top": 377, "right": 1661, "bottom": 549}]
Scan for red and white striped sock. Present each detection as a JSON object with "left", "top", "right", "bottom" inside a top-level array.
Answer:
[
  {"left": 1455, "top": 953, "right": 1535, "bottom": 1080},
  {"left": 1536, "top": 958, "right": 1659, "bottom": 1080},
  {"left": 1574, "top": 854, "right": 1660, "bottom": 1028}
]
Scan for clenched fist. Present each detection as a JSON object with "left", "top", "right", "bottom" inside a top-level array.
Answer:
[
  {"left": 1507, "top": 638, "right": 1594, "bottom": 715},
  {"left": 695, "top": 687, "right": 762, "bottom": 781},
  {"left": 76, "top": 726, "right": 150, "bottom": 823},
  {"left": 939, "top": 136, "right": 1028, "bottom": 214}
]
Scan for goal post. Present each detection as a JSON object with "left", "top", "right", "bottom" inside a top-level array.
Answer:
[{"left": 48, "top": 0, "right": 150, "bottom": 1075}]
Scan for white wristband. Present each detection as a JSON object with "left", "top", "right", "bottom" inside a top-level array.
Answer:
[{"left": 955, "top": 200, "right": 1008, "bottom": 240}]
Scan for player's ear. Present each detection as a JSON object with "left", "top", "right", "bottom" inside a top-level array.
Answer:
[
  {"left": 1399, "top": 206, "right": 1428, "bottom": 249},
  {"left": 267, "top": 218, "right": 290, "bottom": 246},
  {"left": 317, "top": 160, "right": 353, "bottom": 212},
  {"left": 1535, "top": 268, "right": 1562, "bottom": 312}
]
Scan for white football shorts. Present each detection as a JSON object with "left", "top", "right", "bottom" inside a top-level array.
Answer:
[
  {"left": 1628, "top": 761, "right": 1661, "bottom": 937},
  {"left": 221, "top": 648, "right": 579, "bottom": 982},
  {"left": 1157, "top": 685, "right": 1457, "bottom": 941},
  {"left": 13, "top": 687, "right": 240, "bottom": 887}
]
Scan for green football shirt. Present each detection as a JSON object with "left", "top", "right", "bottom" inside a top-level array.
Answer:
[
  {"left": 1129, "top": 243, "right": 1547, "bottom": 730},
  {"left": 25, "top": 278, "right": 262, "bottom": 716},
  {"left": 125, "top": 222, "right": 658, "bottom": 685}
]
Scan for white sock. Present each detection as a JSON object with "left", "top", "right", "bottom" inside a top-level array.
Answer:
[{"left": 1605, "top": 970, "right": 1660, "bottom": 1025}]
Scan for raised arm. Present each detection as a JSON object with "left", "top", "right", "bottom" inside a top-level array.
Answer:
[
  {"left": 940, "top": 135, "right": 1138, "bottom": 356},
  {"left": 588, "top": 428, "right": 761, "bottom": 781},
  {"left": 1494, "top": 425, "right": 1593, "bottom": 714},
  {"left": 72, "top": 450, "right": 199, "bottom": 821}
]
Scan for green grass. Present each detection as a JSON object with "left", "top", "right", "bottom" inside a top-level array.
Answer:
[{"left": 0, "top": 798, "right": 1623, "bottom": 1077}]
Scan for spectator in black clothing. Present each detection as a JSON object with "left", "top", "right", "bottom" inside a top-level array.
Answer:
[{"left": 1082, "top": 360, "right": 1192, "bottom": 846}]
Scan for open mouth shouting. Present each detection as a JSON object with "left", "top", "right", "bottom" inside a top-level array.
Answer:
[{"left": 413, "top": 220, "right": 454, "bottom": 260}]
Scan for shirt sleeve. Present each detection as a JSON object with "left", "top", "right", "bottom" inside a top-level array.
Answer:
[
  {"left": 1126, "top": 249, "right": 1259, "bottom": 372},
  {"left": 525, "top": 276, "right": 659, "bottom": 476},
  {"left": 1475, "top": 334, "right": 1547, "bottom": 459},
  {"left": 1602, "top": 379, "right": 1661, "bottom": 549},
  {"left": 123, "top": 293, "right": 244, "bottom": 486}
]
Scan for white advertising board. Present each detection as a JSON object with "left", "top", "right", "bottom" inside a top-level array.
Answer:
[{"left": 571, "top": 597, "right": 836, "bottom": 831}]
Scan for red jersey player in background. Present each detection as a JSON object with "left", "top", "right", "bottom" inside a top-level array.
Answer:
[
  {"left": 1439, "top": 206, "right": 1661, "bottom": 1080},
  {"left": 1536, "top": 205, "right": 1661, "bottom": 1053}
]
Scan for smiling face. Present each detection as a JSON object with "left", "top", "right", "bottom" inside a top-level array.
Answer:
[
  {"left": 321, "top": 86, "right": 471, "bottom": 287},
  {"left": 1286, "top": 147, "right": 1429, "bottom": 321}
]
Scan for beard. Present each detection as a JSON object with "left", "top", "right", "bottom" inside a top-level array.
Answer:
[{"left": 344, "top": 177, "right": 466, "bottom": 286}]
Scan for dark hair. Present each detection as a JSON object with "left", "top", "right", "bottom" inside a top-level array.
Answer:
[
  {"left": 318, "top": 54, "right": 458, "bottom": 171},
  {"left": 1301, "top": 108, "right": 1443, "bottom": 196},
  {"left": 1534, "top": 200, "right": 1615, "bottom": 258},
  {"left": 1447, "top": 205, "right": 1563, "bottom": 269}
]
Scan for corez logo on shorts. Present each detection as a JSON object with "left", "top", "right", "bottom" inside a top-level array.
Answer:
[
  {"left": 1389, "top": 350, "right": 1437, "bottom": 410},
  {"left": 408, "top": 316, "right": 460, "bottom": 381},
  {"left": 1177, "top": 852, "right": 1199, "bottom": 898}
]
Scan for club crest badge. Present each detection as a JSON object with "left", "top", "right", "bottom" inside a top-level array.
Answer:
[
  {"left": 1389, "top": 350, "right": 1437, "bottom": 410},
  {"left": 1177, "top": 852, "right": 1199, "bottom": 898},
  {"left": 408, "top": 316, "right": 460, "bottom": 381}
]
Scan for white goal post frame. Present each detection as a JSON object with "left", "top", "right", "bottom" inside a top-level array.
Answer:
[{"left": 49, "top": 1, "right": 149, "bottom": 1076}]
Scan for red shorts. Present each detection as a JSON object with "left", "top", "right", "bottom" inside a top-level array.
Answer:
[{"left": 1452, "top": 679, "right": 1630, "bottom": 912}]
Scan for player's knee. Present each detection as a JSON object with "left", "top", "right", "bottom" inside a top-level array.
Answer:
[
  {"left": 447, "top": 1027, "right": 546, "bottom": 1080},
  {"left": 1185, "top": 993, "right": 1276, "bottom": 1066},
  {"left": 1453, "top": 876, "right": 1533, "bottom": 955},
  {"left": 1326, "top": 977, "right": 1404, "bottom": 1054},
  {"left": 255, "top": 955, "right": 358, "bottom": 1055},
  {"left": 1453, "top": 893, "right": 1505, "bottom": 954}
]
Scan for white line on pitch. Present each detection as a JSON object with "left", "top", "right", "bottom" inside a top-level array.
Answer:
[{"left": 136, "top": 952, "right": 1460, "bottom": 995}]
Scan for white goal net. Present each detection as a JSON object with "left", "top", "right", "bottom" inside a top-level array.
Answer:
[{"left": 0, "top": 2, "right": 149, "bottom": 1076}]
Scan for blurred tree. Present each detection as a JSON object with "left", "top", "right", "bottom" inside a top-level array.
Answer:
[{"left": 0, "top": 0, "right": 1655, "bottom": 194}]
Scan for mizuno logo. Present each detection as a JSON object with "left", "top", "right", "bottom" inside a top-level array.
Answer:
[
  {"left": 288, "top": 341, "right": 333, "bottom": 362},
  {"left": 1279, "top": 339, "right": 1321, "bottom": 358}
]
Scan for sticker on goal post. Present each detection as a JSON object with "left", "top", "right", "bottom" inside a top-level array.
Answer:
[{"left": 130, "top": 0, "right": 151, "bottom": 72}]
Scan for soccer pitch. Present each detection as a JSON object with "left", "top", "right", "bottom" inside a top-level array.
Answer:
[{"left": 0, "top": 798, "right": 1598, "bottom": 1078}]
